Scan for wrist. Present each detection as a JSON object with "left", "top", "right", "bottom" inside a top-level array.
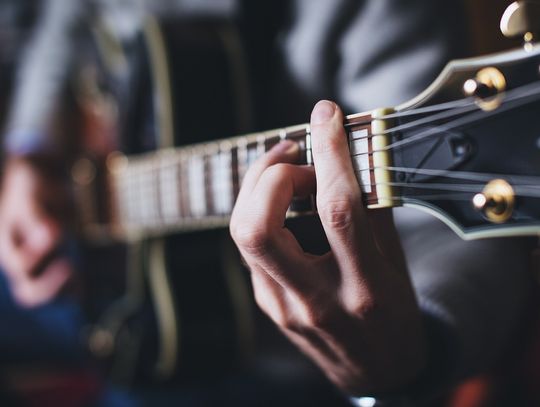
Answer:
[{"left": 348, "top": 312, "right": 459, "bottom": 407}]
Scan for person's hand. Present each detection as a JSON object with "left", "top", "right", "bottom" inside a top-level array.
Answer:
[
  {"left": 230, "top": 100, "right": 427, "bottom": 394},
  {"left": 0, "top": 157, "right": 74, "bottom": 307}
]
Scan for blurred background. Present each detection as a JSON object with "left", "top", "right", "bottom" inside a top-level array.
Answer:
[{"left": 0, "top": 0, "right": 525, "bottom": 406}]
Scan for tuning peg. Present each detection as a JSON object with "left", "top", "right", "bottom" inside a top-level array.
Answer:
[
  {"left": 462, "top": 67, "right": 506, "bottom": 111},
  {"left": 500, "top": 1, "right": 540, "bottom": 47},
  {"left": 472, "top": 179, "right": 514, "bottom": 224}
]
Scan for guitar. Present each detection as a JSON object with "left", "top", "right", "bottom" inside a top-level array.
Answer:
[
  {"left": 78, "top": 31, "right": 540, "bottom": 242},
  {"left": 72, "top": 16, "right": 260, "bottom": 385},
  {"left": 71, "top": 0, "right": 540, "bottom": 389}
]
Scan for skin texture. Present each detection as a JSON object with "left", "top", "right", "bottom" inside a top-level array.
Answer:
[
  {"left": 0, "top": 157, "right": 73, "bottom": 307},
  {"left": 230, "top": 100, "right": 427, "bottom": 394}
]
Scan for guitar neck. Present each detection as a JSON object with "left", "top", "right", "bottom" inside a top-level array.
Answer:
[{"left": 81, "top": 110, "right": 394, "bottom": 239}]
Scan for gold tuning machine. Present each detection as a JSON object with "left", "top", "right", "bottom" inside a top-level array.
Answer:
[
  {"left": 472, "top": 179, "right": 515, "bottom": 224},
  {"left": 463, "top": 67, "right": 506, "bottom": 111},
  {"left": 500, "top": 1, "right": 540, "bottom": 49}
]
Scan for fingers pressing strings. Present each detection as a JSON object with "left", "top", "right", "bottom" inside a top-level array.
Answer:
[
  {"left": 310, "top": 101, "right": 378, "bottom": 278},
  {"left": 231, "top": 142, "right": 319, "bottom": 294}
]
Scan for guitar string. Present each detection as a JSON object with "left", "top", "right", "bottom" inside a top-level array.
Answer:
[
  {"left": 364, "top": 194, "right": 476, "bottom": 202},
  {"left": 261, "top": 81, "right": 532, "bottom": 144},
  {"left": 119, "top": 175, "right": 540, "bottom": 225},
  {"left": 344, "top": 87, "right": 530, "bottom": 129},
  {"left": 118, "top": 166, "right": 540, "bottom": 224},
  {"left": 117, "top": 80, "right": 540, "bottom": 224},
  {"left": 379, "top": 98, "right": 476, "bottom": 119},
  {"left": 343, "top": 97, "right": 476, "bottom": 129},
  {"left": 355, "top": 166, "right": 540, "bottom": 185},
  {"left": 120, "top": 143, "right": 540, "bottom": 203},
  {"left": 347, "top": 99, "right": 480, "bottom": 141},
  {"left": 349, "top": 80, "right": 540, "bottom": 156},
  {"left": 120, "top": 79, "right": 540, "bottom": 182},
  {"left": 347, "top": 80, "right": 540, "bottom": 142},
  {"left": 117, "top": 79, "right": 540, "bottom": 173},
  {"left": 361, "top": 182, "right": 540, "bottom": 199},
  {"left": 118, "top": 161, "right": 540, "bottom": 223}
]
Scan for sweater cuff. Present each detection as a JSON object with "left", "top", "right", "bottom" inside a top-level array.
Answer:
[
  {"left": 4, "top": 129, "right": 52, "bottom": 156},
  {"left": 349, "top": 306, "right": 461, "bottom": 406}
]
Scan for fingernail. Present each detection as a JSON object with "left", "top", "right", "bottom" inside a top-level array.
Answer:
[{"left": 311, "top": 100, "right": 335, "bottom": 124}]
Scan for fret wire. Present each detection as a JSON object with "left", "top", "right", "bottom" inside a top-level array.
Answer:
[
  {"left": 257, "top": 133, "right": 266, "bottom": 157},
  {"left": 159, "top": 151, "right": 180, "bottom": 221},
  {"left": 129, "top": 164, "right": 138, "bottom": 224},
  {"left": 190, "top": 147, "right": 207, "bottom": 218},
  {"left": 134, "top": 162, "right": 143, "bottom": 224},
  {"left": 128, "top": 163, "right": 136, "bottom": 223},
  {"left": 231, "top": 147, "right": 240, "bottom": 204},
  {"left": 178, "top": 151, "right": 187, "bottom": 221},
  {"left": 171, "top": 155, "right": 180, "bottom": 222},
  {"left": 237, "top": 138, "right": 248, "bottom": 187},
  {"left": 225, "top": 141, "right": 235, "bottom": 213},
  {"left": 152, "top": 157, "right": 161, "bottom": 225},
  {"left": 204, "top": 143, "right": 217, "bottom": 217},
  {"left": 111, "top": 116, "right": 372, "bottom": 232},
  {"left": 264, "top": 130, "right": 279, "bottom": 151},
  {"left": 142, "top": 160, "right": 153, "bottom": 223},
  {"left": 181, "top": 151, "right": 191, "bottom": 220},
  {"left": 247, "top": 140, "right": 259, "bottom": 169},
  {"left": 344, "top": 120, "right": 372, "bottom": 129}
]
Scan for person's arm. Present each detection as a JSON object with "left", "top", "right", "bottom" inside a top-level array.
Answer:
[
  {"left": 279, "top": 0, "right": 534, "bottom": 398},
  {"left": 230, "top": 100, "right": 427, "bottom": 394},
  {"left": 231, "top": 99, "right": 535, "bottom": 403},
  {"left": 396, "top": 208, "right": 535, "bottom": 387},
  {"left": 281, "top": 0, "right": 469, "bottom": 112}
]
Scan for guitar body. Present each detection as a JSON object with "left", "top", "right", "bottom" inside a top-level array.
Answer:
[
  {"left": 65, "top": 2, "right": 540, "bottom": 403},
  {"left": 77, "top": 17, "right": 254, "bottom": 384}
]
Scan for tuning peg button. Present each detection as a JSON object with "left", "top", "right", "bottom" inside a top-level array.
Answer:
[
  {"left": 472, "top": 179, "right": 515, "bottom": 224},
  {"left": 463, "top": 67, "right": 506, "bottom": 111},
  {"left": 500, "top": 1, "right": 540, "bottom": 46}
]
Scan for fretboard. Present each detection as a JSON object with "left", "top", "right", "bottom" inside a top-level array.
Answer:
[{"left": 96, "top": 111, "right": 387, "bottom": 238}]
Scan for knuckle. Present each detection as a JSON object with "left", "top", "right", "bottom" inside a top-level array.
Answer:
[
  {"left": 273, "top": 313, "right": 295, "bottom": 330},
  {"left": 280, "top": 314, "right": 305, "bottom": 333},
  {"left": 261, "top": 303, "right": 298, "bottom": 331},
  {"left": 318, "top": 196, "right": 357, "bottom": 230},
  {"left": 299, "top": 308, "right": 331, "bottom": 331},
  {"left": 231, "top": 222, "right": 273, "bottom": 257},
  {"left": 350, "top": 297, "right": 380, "bottom": 322},
  {"left": 291, "top": 293, "right": 336, "bottom": 332}
]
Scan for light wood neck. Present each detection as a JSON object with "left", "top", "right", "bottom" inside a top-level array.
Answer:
[{"left": 80, "top": 112, "right": 379, "bottom": 239}]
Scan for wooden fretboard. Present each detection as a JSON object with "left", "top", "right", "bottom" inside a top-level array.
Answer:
[{"left": 85, "top": 112, "right": 379, "bottom": 239}]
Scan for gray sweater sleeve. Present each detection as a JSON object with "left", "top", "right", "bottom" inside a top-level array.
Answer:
[
  {"left": 281, "top": 0, "right": 468, "bottom": 110},
  {"left": 395, "top": 208, "right": 534, "bottom": 382}
]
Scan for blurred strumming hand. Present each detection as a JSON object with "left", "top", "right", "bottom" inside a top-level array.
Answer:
[{"left": 0, "top": 157, "right": 73, "bottom": 307}]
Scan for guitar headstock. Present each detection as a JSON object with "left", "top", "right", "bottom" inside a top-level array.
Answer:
[{"left": 380, "top": 37, "right": 540, "bottom": 239}]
